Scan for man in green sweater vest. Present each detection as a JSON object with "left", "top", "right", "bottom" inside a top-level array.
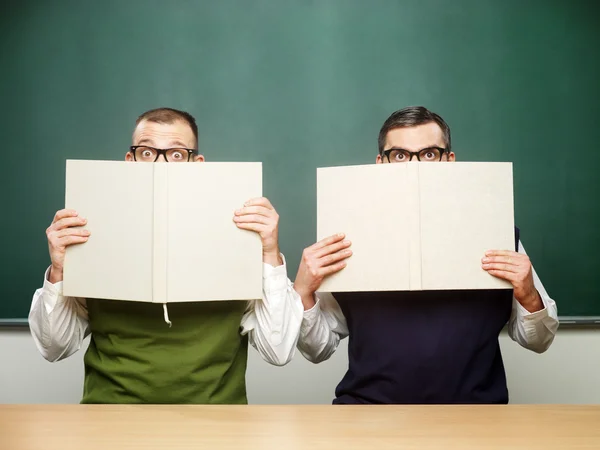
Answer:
[{"left": 29, "top": 107, "right": 303, "bottom": 404}]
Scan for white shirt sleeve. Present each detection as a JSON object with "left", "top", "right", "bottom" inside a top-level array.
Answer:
[
  {"left": 507, "top": 240, "right": 559, "bottom": 353},
  {"left": 29, "top": 255, "right": 303, "bottom": 367},
  {"left": 28, "top": 267, "right": 90, "bottom": 362},
  {"left": 297, "top": 292, "right": 348, "bottom": 363},
  {"left": 240, "top": 254, "right": 304, "bottom": 366},
  {"left": 297, "top": 241, "right": 560, "bottom": 362}
]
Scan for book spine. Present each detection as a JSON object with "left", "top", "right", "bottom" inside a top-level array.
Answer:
[
  {"left": 408, "top": 163, "right": 422, "bottom": 290},
  {"left": 153, "top": 164, "right": 169, "bottom": 303}
]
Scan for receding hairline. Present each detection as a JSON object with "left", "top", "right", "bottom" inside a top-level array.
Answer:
[
  {"left": 134, "top": 107, "right": 199, "bottom": 148},
  {"left": 132, "top": 119, "right": 198, "bottom": 149}
]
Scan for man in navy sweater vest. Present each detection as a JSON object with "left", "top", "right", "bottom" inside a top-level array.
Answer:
[{"left": 293, "top": 106, "right": 559, "bottom": 404}]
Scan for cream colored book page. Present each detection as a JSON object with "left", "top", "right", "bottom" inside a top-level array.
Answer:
[
  {"left": 317, "top": 164, "right": 411, "bottom": 293},
  {"left": 419, "top": 162, "right": 514, "bottom": 290},
  {"left": 166, "top": 163, "right": 263, "bottom": 302},
  {"left": 63, "top": 160, "right": 154, "bottom": 301}
]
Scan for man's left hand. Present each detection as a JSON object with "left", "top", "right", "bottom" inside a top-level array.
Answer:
[
  {"left": 233, "top": 197, "right": 283, "bottom": 266},
  {"left": 482, "top": 250, "right": 543, "bottom": 313}
]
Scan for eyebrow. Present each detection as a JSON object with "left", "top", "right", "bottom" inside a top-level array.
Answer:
[
  {"left": 385, "top": 145, "right": 445, "bottom": 152},
  {"left": 136, "top": 139, "right": 190, "bottom": 148}
]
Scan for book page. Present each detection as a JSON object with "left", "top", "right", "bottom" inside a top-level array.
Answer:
[
  {"left": 418, "top": 162, "right": 514, "bottom": 290},
  {"left": 166, "top": 163, "right": 263, "bottom": 302},
  {"left": 63, "top": 160, "right": 154, "bottom": 301},
  {"left": 317, "top": 164, "right": 412, "bottom": 292}
]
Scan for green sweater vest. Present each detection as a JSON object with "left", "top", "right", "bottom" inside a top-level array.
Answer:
[{"left": 81, "top": 299, "right": 248, "bottom": 404}]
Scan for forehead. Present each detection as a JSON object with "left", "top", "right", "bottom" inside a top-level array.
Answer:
[
  {"left": 133, "top": 120, "right": 196, "bottom": 148},
  {"left": 384, "top": 122, "right": 445, "bottom": 150}
]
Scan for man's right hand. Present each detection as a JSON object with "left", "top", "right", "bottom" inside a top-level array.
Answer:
[
  {"left": 46, "top": 209, "right": 90, "bottom": 283},
  {"left": 293, "top": 233, "right": 352, "bottom": 310}
]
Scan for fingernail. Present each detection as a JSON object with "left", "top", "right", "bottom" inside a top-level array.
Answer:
[
  {"left": 235, "top": 209, "right": 241, "bottom": 214},
  {"left": 343, "top": 240, "right": 351, "bottom": 245},
  {"left": 482, "top": 264, "right": 489, "bottom": 268},
  {"left": 337, "top": 233, "right": 345, "bottom": 237},
  {"left": 482, "top": 257, "right": 489, "bottom": 263}
]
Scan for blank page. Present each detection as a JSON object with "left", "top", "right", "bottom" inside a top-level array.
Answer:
[
  {"left": 63, "top": 160, "right": 154, "bottom": 301},
  {"left": 317, "top": 164, "right": 411, "bottom": 293},
  {"left": 419, "top": 162, "right": 514, "bottom": 290},
  {"left": 166, "top": 163, "right": 263, "bottom": 302}
]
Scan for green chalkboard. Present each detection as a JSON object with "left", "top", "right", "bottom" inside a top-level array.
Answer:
[{"left": 1, "top": 0, "right": 598, "bottom": 323}]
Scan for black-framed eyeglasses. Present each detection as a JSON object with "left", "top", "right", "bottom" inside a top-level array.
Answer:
[
  {"left": 382, "top": 146, "right": 448, "bottom": 163},
  {"left": 130, "top": 145, "right": 198, "bottom": 162}
]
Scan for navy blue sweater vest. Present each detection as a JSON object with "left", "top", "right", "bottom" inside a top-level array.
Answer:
[{"left": 332, "top": 229, "right": 520, "bottom": 405}]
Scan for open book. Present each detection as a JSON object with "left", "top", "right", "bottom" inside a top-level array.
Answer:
[
  {"left": 63, "top": 160, "right": 263, "bottom": 302},
  {"left": 317, "top": 162, "right": 514, "bottom": 293}
]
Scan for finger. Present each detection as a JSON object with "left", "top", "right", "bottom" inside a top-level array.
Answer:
[
  {"left": 482, "top": 255, "right": 521, "bottom": 265},
  {"left": 243, "top": 197, "right": 273, "bottom": 209},
  {"left": 233, "top": 214, "right": 270, "bottom": 225},
  {"left": 485, "top": 250, "right": 519, "bottom": 257},
  {"left": 55, "top": 228, "right": 91, "bottom": 239},
  {"left": 320, "top": 249, "right": 352, "bottom": 267},
  {"left": 234, "top": 222, "right": 266, "bottom": 233},
  {"left": 311, "top": 233, "right": 346, "bottom": 251},
  {"left": 52, "top": 209, "right": 79, "bottom": 223},
  {"left": 320, "top": 261, "right": 347, "bottom": 276},
  {"left": 315, "top": 240, "right": 352, "bottom": 258},
  {"left": 481, "top": 262, "right": 519, "bottom": 273},
  {"left": 50, "top": 216, "right": 87, "bottom": 232},
  {"left": 57, "top": 235, "right": 89, "bottom": 247},
  {"left": 485, "top": 269, "right": 517, "bottom": 282},
  {"left": 234, "top": 206, "right": 273, "bottom": 217}
]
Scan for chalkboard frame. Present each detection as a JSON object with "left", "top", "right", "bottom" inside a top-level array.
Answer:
[{"left": 2, "top": 316, "right": 599, "bottom": 328}]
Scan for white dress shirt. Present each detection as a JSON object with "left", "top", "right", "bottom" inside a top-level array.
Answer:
[
  {"left": 298, "top": 241, "right": 559, "bottom": 363},
  {"left": 29, "top": 256, "right": 304, "bottom": 366}
]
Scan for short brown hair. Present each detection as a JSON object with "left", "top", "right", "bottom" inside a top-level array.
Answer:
[
  {"left": 378, "top": 106, "right": 451, "bottom": 154},
  {"left": 136, "top": 107, "right": 199, "bottom": 148}
]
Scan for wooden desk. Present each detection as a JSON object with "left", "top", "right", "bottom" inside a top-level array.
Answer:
[{"left": 1, "top": 405, "right": 599, "bottom": 449}]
